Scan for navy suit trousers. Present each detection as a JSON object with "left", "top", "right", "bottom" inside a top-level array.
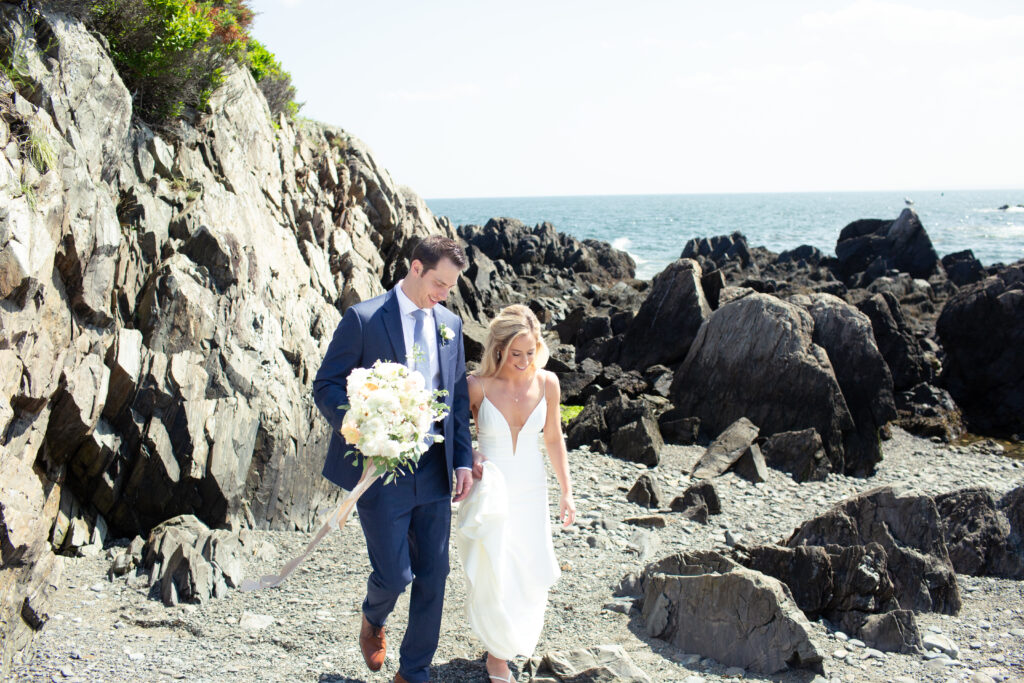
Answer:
[{"left": 355, "top": 441, "right": 450, "bottom": 682}]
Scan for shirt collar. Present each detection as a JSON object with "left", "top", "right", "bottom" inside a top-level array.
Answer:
[{"left": 395, "top": 280, "right": 433, "bottom": 319}]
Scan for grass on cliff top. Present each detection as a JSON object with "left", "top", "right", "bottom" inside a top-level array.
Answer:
[{"left": 57, "top": 0, "right": 299, "bottom": 125}]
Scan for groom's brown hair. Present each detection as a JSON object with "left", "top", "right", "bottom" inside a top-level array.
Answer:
[{"left": 411, "top": 235, "right": 467, "bottom": 272}]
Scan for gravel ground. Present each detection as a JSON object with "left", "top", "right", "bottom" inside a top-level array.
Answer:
[{"left": 10, "top": 427, "right": 1024, "bottom": 683}]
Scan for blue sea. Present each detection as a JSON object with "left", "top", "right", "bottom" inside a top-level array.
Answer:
[{"left": 427, "top": 190, "right": 1024, "bottom": 280}]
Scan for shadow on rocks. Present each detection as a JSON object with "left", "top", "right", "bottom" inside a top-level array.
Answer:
[{"left": 431, "top": 655, "right": 515, "bottom": 682}]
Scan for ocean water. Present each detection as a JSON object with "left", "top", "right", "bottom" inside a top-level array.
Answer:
[{"left": 428, "top": 190, "right": 1024, "bottom": 280}]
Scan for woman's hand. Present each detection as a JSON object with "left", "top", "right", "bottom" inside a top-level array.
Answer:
[
  {"left": 472, "top": 449, "right": 487, "bottom": 480},
  {"left": 559, "top": 492, "right": 576, "bottom": 527}
]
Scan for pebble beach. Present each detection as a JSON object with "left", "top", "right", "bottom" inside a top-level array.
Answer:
[{"left": 11, "top": 428, "right": 1024, "bottom": 683}]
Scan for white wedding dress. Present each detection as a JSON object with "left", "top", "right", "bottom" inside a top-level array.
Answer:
[{"left": 456, "top": 394, "right": 561, "bottom": 660}]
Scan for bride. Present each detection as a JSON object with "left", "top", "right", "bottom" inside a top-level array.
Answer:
[{"left": 456, "top": 304, "right": 576, "bottom": 683}]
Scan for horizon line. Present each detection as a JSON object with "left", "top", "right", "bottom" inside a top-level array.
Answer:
[{"left": 425, "top": 187, "right": 1024, "bottom": 202}]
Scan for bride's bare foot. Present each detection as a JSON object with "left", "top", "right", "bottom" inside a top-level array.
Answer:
[{"left": 485, "top": 653, "right": 516, "bottom": 682}]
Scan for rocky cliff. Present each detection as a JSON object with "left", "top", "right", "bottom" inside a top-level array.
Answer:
[{"left": 0, "top": 4, "right": 474, "bottom": 669}]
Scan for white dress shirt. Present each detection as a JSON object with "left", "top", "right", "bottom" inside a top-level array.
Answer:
[{"left": 394, "top": 282, "right": 469, "bottom": 474}]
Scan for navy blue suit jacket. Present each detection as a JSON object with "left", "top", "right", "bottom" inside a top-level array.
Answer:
[{"left": 313, "top": 287, "right": 473, "bottom": 491}]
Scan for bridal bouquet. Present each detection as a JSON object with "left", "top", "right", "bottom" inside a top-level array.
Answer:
[
  {"left": 341, "top": 360, "right": 448, "bottom": 483},
  {"left": 242, "top": 360, "right": 447, "bottom": 591}
]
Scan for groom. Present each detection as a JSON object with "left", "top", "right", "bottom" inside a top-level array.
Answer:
[{"left": 313, "top": 235, "right": 474, "bottom": 683}]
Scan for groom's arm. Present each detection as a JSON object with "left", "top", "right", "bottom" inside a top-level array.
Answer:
[{"left": 313, "top": 307, "right": 363, "bottom": 434}]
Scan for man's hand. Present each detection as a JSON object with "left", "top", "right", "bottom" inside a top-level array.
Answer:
[{"left": 452, "top": 468, "right": 474, "bottom": 502}]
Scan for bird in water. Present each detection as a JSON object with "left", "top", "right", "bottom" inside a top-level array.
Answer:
[{"left": 904, "top": 197, "right": 914, "bottom": 206}]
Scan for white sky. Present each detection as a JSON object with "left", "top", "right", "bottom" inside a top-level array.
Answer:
[{"left": 250, "top": 0, "right": 1024, "bottom": 198}]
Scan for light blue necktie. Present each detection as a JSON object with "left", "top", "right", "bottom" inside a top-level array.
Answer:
[{"left": 411, "top": 309, "right": 431, "bottom": 382}]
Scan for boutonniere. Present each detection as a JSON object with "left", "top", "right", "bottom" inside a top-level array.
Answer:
[{"left": 438, "top": 322, "right": 455, "bottom": 347}]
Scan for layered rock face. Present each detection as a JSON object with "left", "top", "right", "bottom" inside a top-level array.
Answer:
[{"left": 0, "top": 6, "right": 453, "bottom": 669}]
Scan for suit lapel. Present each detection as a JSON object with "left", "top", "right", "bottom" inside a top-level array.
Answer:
[
  {"left": 381, "top": 289, "right": 406, "bottom": 364},
  {"left": 435, "top": 307, "right": 458, "bottom": 395}
]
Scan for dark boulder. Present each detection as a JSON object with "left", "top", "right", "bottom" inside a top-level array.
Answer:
[
  {"left": 778, "top": 245, "right": 826, "bottom": 266},
  {"left": 610, "top": 417, "right": 664, "bottom": 467},
  {"left": 627, "top": 473, "right": 663, "bottom": 509},
  {"left": 833, "top": 208, "right": 943, "bottom": 287},
  {"left": 669, "top": 481, "right": 721, "bottom": 522},
  {"left": 564, "top": 399, "right": 607, "bottom": 452},
  {"left": 936, "top": 261, "right": 1024, "bottom": 437},
  {"left": 787, "top": 486, "right": 960, "bottom": 615},
  {"left": 681, "top": 232, "right": 758, "bottom": 276},
  {"left": 737, "top": 542, "right": 921, "bottom": 653},
  {"left": 638, "top": 551, "right": 824, "bottom": 675},
  {"left": 617, "top": 259, "right": 710, "bottom": 370},
  {"left": 739, "top": 544, "right": 835, "bottom": 616},
  {"left": 691, "top": 418, "right": 759, "bottom": 479},
  {"left": 556, "top": 357, "right": 601, "bottom": 405},
  {"left": 934, "top": 486, "right": 1024, "bottom": 579},
  {"left": 657, "top": 408, "right": 700, "bottom": 445},
  {"left": 672, "top": 294, "right": 853, "bottom": 474},
  {"left": 700, "top": 269, "right": 726, "bottom": 309},
  {"left": 856, "top": 292, "right": 932, "bottom": 392},
  {"left": 792, "top": 293, "right": 896, "bottom": 476},
  {"left": 732, "top": 444, "right": 768, "bottom": 483},
  {"left": 643, "top": 365, "right": 674, "bottom": 399},
  {"left": 458, "top": 218, "right": 634, "bottom": 284},
  {"left": 760, "top": 429, "right": 830, "bottom": 482},
  {"left": 941, "top": 250, "right": 985, "bottom": 287}
]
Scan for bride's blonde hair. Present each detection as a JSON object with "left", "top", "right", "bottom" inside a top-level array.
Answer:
[{"left": 475, "top": 304, "right": 549, "bottom": 378}]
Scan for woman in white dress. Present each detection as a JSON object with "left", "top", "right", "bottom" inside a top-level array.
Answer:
[{"left": 456, "top": 304, "right": 576, "bottom": 683}]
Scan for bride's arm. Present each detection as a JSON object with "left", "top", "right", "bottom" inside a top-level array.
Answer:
[
  {"left": 542, "top": 371, "right": 576, "bottom": 526},
  {"left": 466, "top": 375, "right": 486, "bottom": 479}
]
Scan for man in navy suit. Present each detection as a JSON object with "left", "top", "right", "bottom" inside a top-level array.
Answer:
[{"left": 313, "top": 235, "right": 474, "bottom": 683}]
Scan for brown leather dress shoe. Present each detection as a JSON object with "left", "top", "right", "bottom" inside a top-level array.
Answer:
[
  {"left": 359, "top": 614, "right": 386, "bottom": 672},
  {"left": 393, "top": 673, "right": 410, "bottom": 683}
]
